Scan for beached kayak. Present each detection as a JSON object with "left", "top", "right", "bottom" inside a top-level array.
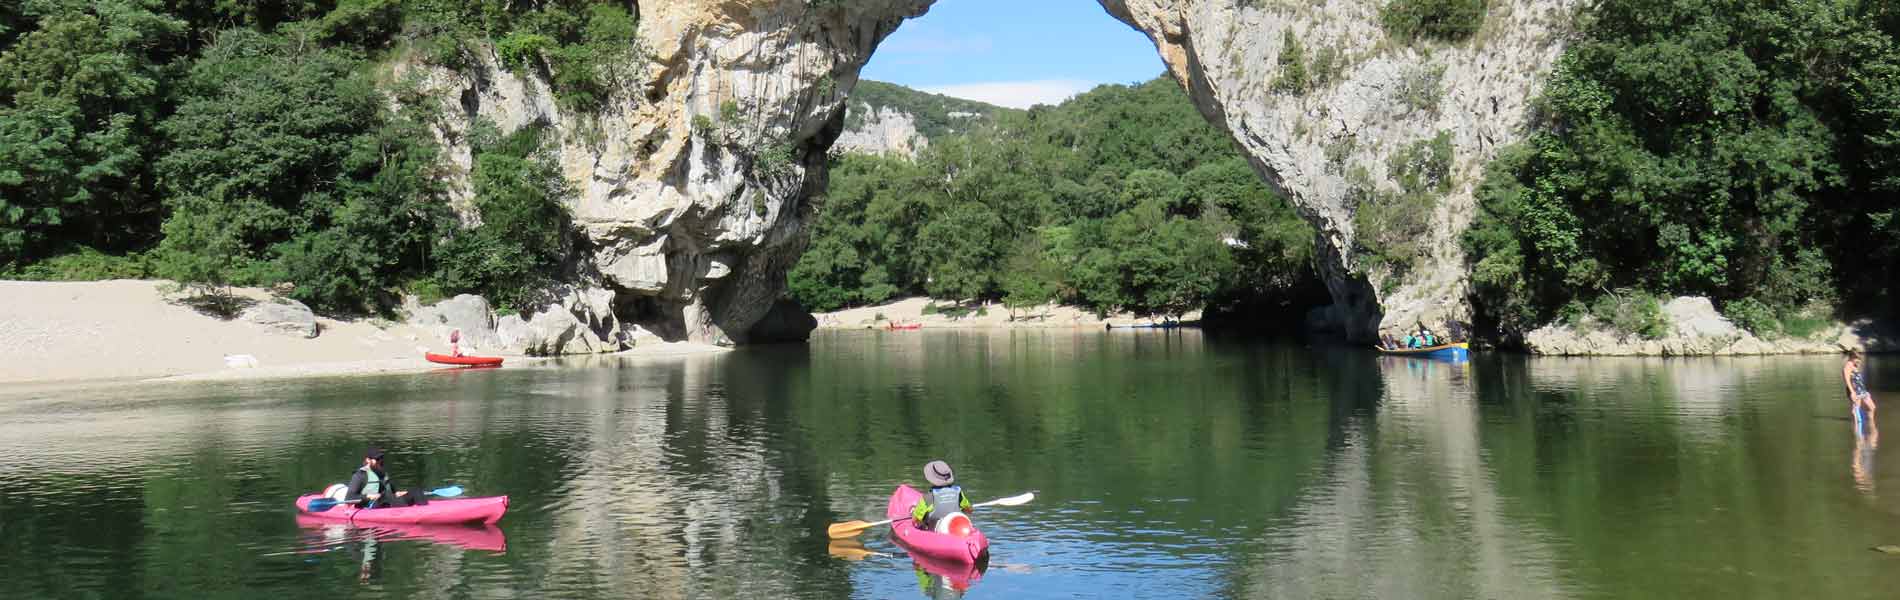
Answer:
[
  {"left": 424, "top": 353, "right": 503, "bottom": 366},
  {"left": 886, "top": 323, "right": 923, "bottom": 330},
  {"left": 295, "top": 494, "right": 508, "bottom": 526},
  {"left": 886, "top": 485, "right": 989, "bottom": 564}
]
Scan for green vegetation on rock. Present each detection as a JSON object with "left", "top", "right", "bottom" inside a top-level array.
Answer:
[
  {"left": 844, "top": 80, "right": 1009, "bottom": 140},
  {"left": 0, "top": 0, "right": 626, "bottom": 314},
  {"left": 1465, "top": 0, "right": 1900, "bottom": 338}
]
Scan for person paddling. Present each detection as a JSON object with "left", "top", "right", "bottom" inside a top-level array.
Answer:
[
  {"left": 1846, "top": 350, "right": 1877, "bottom": 427},
  {"left": 345, "top": 448, "right": 427, "bottom": 509},
  {"left": 910, "top": 460, "right": 973, "bottom": 531}
]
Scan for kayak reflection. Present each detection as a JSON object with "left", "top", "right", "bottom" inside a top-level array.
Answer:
[
  {"left": 910, "top": 547, "right": 987, "bottom": 599},
  {"left": 295, "top": 515, "right": 508, "bottom": 553}
]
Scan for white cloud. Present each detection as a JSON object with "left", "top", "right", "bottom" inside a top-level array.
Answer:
[{"left": 919, "top": 80, "right": 1097, "bottom": 109}]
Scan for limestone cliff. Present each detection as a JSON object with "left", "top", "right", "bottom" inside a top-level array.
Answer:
[
  {"left": 397, "top": 0, "right": 929, "bottom": 346},
  {"left": 1101, "top": 0, "right": 1580, "bottom": 340},
  {"left": 395, "top": 0, "right": 1578, "bottom": 349},
  {"left": 833, "top": 103, "right": 927, "bottom": 157}
]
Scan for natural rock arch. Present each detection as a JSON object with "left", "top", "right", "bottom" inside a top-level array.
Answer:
[{"left": 410, "top": 0, "right": 1579, "bottom": 347}]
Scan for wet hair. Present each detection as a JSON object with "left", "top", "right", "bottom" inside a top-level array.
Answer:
[{"left": 1848, "top": 349, "right": 1865, "bottom": 362}]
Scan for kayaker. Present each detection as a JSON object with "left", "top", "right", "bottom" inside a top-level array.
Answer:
[
  {"left": 910, "top": 460, "right": 973, "bottom": 531},
  {"left": 345, "top": 447, "right": 427, "bottom": 509},
  {"left": 449, "top": 329, "right": 464, "bottom": 357},
  {"left": 1846, "top": 350, "right": 1877, "bottom": 425}
]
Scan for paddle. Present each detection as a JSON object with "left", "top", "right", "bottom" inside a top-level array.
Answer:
[
  {"left": 305, "top": 486, "right": 466, "bottom": 512},
  {"left": 826, "top": 492, "right": 1035, "bottom": 539}
]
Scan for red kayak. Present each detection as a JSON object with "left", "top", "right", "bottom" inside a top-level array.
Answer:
[
  {"left": 295, "top": 494, "right": 508, "bottom": 525},
  {"left": 886, "top": 485, "right": 989, "bottom": 564},
  {"left": 425, "top": 353, "right": 503, "bottom": 366}
]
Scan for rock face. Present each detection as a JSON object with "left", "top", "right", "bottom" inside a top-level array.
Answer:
[
  {"left": 834, "top": 103, "right": 927, "bottom": 157},
  {"left": 406, "top": 294, "right": 500, "bottom": 350},
  {"left": 240, "top": 300, "right": 318, "bottom": 338},
  {"left": 1100, "top": 0, "right": 1581, "bottom": 340},
  {"left": 396, "top": 1, "right": 929, "bottom": 345},
  {"left": 390, "top": 1, "right": 1582, "bottom": 348},
  {"left": 1524, "top": 296, "right": 1895, "bottom": 356}
]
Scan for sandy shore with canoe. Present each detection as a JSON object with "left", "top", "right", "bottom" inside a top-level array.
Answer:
[{"left": 0, "top": 280, "right": 725, "bottom": 387}]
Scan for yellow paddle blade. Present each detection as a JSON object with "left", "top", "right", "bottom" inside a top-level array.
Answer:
[
  {"left": 827, "top": 540, "right": 881, "bottom": 561},
  {"left": 826, "top": 520, "right": 874, "bottom": 539}
]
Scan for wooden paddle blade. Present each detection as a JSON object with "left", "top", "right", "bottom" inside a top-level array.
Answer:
[{"left": 827, "top": 520, "right": 873, "bottom": 539}]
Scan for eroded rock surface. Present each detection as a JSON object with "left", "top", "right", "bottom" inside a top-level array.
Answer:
[
  {"left": 1102, "top": 0, "right": 1581, "bottom": 340},
  {"left": 397, "top": 1, "right": 929, "bottom": 345}
]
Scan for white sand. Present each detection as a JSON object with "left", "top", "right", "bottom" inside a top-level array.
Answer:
[
  {"left": 0, "top": 280, "right": 724, "bottom": 386},
  {"left": 813, "top": 296, "right": 1196, "bottom": 330}
]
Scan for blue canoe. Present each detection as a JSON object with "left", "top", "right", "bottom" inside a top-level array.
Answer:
[{"left": 1375, "top": 342, "right": 1470, "bottom": 360}]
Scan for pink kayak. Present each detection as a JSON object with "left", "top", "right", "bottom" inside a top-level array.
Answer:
[
  {"left": 295, "top": 494, "right": 508, "bottom": 525},
  {"left": 294, "top": 515, "right": 508, "bottom": 552},
  {"left": 886, "top": 485, "right": 989, "bottom": 564}
]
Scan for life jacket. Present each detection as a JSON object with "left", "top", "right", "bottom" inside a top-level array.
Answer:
[
  {"left": 358, "top": 465, "right": 386, "bottom": 506},
  {"left": 924, "top": 485, "right": 964, "bottom": 527}
]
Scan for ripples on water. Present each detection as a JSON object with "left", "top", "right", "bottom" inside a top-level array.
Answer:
[{"left": 1, "top": 332, "right": 1898, "bottom": 598}]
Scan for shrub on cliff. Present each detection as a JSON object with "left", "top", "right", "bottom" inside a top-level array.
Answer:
[
  {"left": 432, "top": 123, "right": 575, "bottom": 312},
  {"left": 1465, "top": 0, "right": 1900, "bottom": 338},
  {"left": 1381, "top": 0, "right": 1486, "bottom": 44}
]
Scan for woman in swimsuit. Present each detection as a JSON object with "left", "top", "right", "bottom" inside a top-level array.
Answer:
[{"left": 1845, "top": 350, "right": 1876, "bottom": 427}]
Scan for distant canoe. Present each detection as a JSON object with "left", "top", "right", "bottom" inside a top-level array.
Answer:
[
  {"left": 1106, "top": 322, "right": 1185, "bottom": 330},
  {"left": 425, "top": 353, "right": 504, "bottom": 366},
  {"left": 1374, "top": 342, "right": 1469, "bottom": 360},
  {"left": 886, "top": 323, "right": 922, "bottom": 330}
]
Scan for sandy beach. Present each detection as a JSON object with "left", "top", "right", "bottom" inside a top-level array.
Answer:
[
  {"left": 813, "top": 296, "right": 1196, "bottom": 330},
  {"left": 0, "top": 280, "right": 725, "bottom": 386}
]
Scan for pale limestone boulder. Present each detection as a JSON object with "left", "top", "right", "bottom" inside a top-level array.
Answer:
[
  {"left": 406, "top": 294, "right": 499, "bottom": 350},
  {"left": 241, "top": 300, "right": 318, "bottom": 338}
]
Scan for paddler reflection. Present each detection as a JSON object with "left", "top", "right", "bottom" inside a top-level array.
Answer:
[{"left": 910, "top": 547, "right": 987, "bottom": 599}]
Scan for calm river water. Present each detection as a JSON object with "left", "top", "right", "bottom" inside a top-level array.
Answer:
[{"left": 1, "top": 330, "right": 1896, "bottom": 599}]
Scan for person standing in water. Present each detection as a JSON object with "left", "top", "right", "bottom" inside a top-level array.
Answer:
[{"left": 1846, "top": 350, "right": 1876, "bottom": 429}]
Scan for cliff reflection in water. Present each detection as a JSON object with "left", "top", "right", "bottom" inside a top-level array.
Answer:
[{"left": 2, "top": 334, "right": 1898, "bottom": 598}]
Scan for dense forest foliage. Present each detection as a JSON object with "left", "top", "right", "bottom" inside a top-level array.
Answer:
[
  {"left": 0, "top": 0, "right": 626, "bottom": 313},
  {"left": 789, "top": 77, "right": 1325, "bottom": 319},
  {"left": 1465, "top": 0, "right": 1900, "bottom": 339}
]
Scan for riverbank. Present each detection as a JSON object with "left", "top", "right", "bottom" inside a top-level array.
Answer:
[
  {"left": 811, "top": 297, "right": 1198, "bottom": 330},
  {"left": 0, "top": 280, "right": 726, "bottom": 386}
]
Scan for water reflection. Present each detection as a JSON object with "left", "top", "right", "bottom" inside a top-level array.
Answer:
[{"left": 3, "top": 336, "right": 1899, "bottom": 598}]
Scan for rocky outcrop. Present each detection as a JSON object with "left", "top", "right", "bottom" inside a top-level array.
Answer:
[
  {"left": 395, "top": 1, "right": 928, "bottom": 346},
  {"left": 405, "top": 294, "right": 500, "bottom": 350},
  {"left": 834, "top": 103, "right": 927, "bottom": 157},
  {"left": 240, "top": 300, "right": 318, "bottom": 338},
  {"left": 1524, "top": 296, "right": 1895, "bottom": 356},
  {"left": 1101, "top": 0, "right": 1581, "bottom": 340}
]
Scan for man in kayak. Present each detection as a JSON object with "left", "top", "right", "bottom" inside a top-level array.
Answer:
[
  {"left": 910, "top": 460, "right": 973, "bottom": 530},
  {"left": 345, "top": 448, "right": 426, "bottom": 509}
]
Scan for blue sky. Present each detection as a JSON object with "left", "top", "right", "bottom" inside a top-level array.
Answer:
[{"left": 860, "top": 0, "right": 1167, "bottom": 109}]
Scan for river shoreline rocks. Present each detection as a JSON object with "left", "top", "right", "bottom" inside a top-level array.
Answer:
[{"left": 1523, "top": 296, "right": 1894, "bottom": 356}]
